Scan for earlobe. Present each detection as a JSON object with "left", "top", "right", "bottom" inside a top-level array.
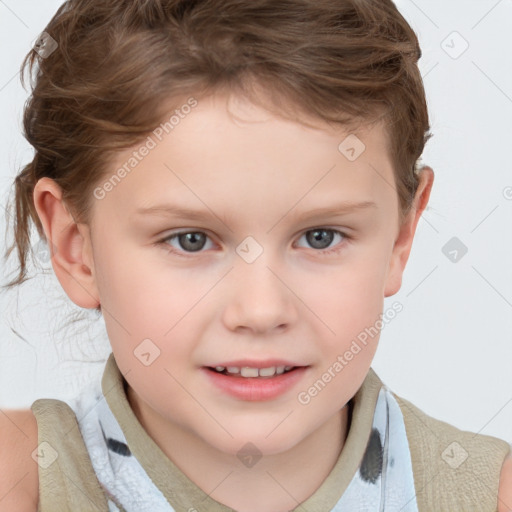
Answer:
[
  {"left": 32, "top": 177, "right": 100, "bottom": 309},
  {"left": 383, "top": 166, "right": 434, "bottom": 297}
]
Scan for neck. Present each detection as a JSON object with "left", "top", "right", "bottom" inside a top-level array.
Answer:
[{"left": 127, "top": 385, "right": 351, "bottom": 512}]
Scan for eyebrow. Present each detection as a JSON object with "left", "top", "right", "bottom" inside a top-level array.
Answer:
[{"left": 134, "top": 200, "right": 377, "bottom": 224}]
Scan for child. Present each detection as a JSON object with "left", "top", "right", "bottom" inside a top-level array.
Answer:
[{"left": 1, "top": 0, "right": 511, "bottom": 510}]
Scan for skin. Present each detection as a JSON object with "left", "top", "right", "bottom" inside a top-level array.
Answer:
[
  {"left": 500, "top": 457, "right": 512, "bottom": 512},
  {"left": 30, "top": 89, "right": 510, "bottom": 511}
]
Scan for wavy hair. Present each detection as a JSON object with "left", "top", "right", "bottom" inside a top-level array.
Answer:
[{"left": 2, "top": 0, "right": 432, "bottom": 293}]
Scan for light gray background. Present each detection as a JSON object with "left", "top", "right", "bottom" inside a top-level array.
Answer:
[{"left": 1, "top": 0, "right": 511, "bottom": 443}]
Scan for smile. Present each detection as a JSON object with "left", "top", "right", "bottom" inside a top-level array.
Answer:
[
  {"left": 211, "top": 365, "right": 295, "bottom": 378},
  {"left": 203, "top": 365, "right": 309, "bottom": 401}
]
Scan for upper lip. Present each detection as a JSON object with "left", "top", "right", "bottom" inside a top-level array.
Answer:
[{"left": 206, "top": 359, "right": 305, "bottom": 368}]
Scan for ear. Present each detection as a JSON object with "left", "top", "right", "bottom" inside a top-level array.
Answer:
[
  {"left": 384, "top": 166, "right": 434, "bottom": 297},
  {"left": 32, "top": 177, "right": 100, "bottom": 309}
]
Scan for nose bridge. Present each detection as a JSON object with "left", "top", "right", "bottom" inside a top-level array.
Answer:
[
  {"left": 223, "top": 241, "right": 297, "bottom": 333},
  {"left": 237, "top": 241, "right": 285, "bottom": 303}
]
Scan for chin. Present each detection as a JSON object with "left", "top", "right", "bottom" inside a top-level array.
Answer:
[{"left": 205, "top": 427, "right": 303, "bottom": 458}]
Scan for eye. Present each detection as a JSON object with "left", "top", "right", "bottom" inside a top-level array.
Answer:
[
  {"left": 295, "top": 228, "right": 348, "bottom": 255},
  {"left": 159, "top": 231, "right": 215, "bottom": 256},
  {"left": 157, "top": 227, "right": 349, "bottom": 257}
]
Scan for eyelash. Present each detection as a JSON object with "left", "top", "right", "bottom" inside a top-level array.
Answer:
[{"left": 155, "top": 228, "right": 351, "bottom": 258}]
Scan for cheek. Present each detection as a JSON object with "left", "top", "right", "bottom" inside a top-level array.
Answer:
[
  {"left": 297, "top": 255, "right": 388, "bottom": 333},
  {"left": 94, "top": 243, "right": 186, "bottom": 320},
  {"left": 95, "top": 250, "right": 212, "bottom": 363}
]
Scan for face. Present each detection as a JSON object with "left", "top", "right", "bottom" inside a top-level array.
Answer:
[{"left": 82, "top": 91, "right": 410, "bottom": 457}]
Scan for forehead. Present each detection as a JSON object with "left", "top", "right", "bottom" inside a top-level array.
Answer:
[
  {"left": 163, "top": 91, "right": 390, "bottom": 161},
  {"left": 95, "top": 91, "right": 397, "bottom": 226}
]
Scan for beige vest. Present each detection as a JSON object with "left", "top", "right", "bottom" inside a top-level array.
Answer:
[{"left": 31, "top": 355, "right": 511, "bottom": 511}]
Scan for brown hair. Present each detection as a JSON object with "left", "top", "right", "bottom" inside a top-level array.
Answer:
[{"left": 2, "top": 0, "right": 432, "bottom": 295}]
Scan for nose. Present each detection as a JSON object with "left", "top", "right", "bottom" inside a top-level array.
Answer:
[{"left": 221, "top": 256, "right": 299, "bottom": 335}]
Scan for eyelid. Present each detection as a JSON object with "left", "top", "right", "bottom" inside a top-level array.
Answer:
[
  {"left": 293, "top": 227, "right": 351, "bottom": 255},
  {"left": 156, "top": 226, "right": 352, "bottom": 258}
]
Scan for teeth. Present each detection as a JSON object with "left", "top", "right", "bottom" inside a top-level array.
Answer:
[
  {"left": 241, "top": 367, "right": 259, "bottom": 377},
  {"left": 214, "top": 365, "right": 295, "bottom": 377},
  {"left": 259, "top": 366, "right": 277, "bottom": 377}
]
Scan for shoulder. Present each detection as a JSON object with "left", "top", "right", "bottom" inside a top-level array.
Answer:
[
  {"left": 392, "top": 392, "right": 511, "bottom": 509},
  {"left": 0, "top": 408, "right": 39, "bottom": 511},
  {"left": 498, "top": 453, "right": 512, "bottom": 512}
]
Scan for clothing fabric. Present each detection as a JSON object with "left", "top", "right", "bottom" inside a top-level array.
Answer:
[
  {"left": 32, "top": 353, "right": 511, "bottom": 511},
  {"left": 65, "top": 367, "right": 418, "bottom": 511}
]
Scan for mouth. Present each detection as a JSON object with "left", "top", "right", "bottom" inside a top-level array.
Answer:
[
  {"left": 203, "top": 363, "right": 309, "bottom": 401},
  {"left": 206, "top": 365, "right": 300, "bottom": 378}
]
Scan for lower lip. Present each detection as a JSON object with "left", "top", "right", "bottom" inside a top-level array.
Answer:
[{"left": 202, "top": 367, "right": 309, "bottom": 401}]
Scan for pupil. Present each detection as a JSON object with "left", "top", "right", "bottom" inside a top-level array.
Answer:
[
  {"left": 181, "top": 232, "right": 205, "bottom": 252},
  {"left": 308, "top": 229, "right": 333, "bottom": 249}
]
